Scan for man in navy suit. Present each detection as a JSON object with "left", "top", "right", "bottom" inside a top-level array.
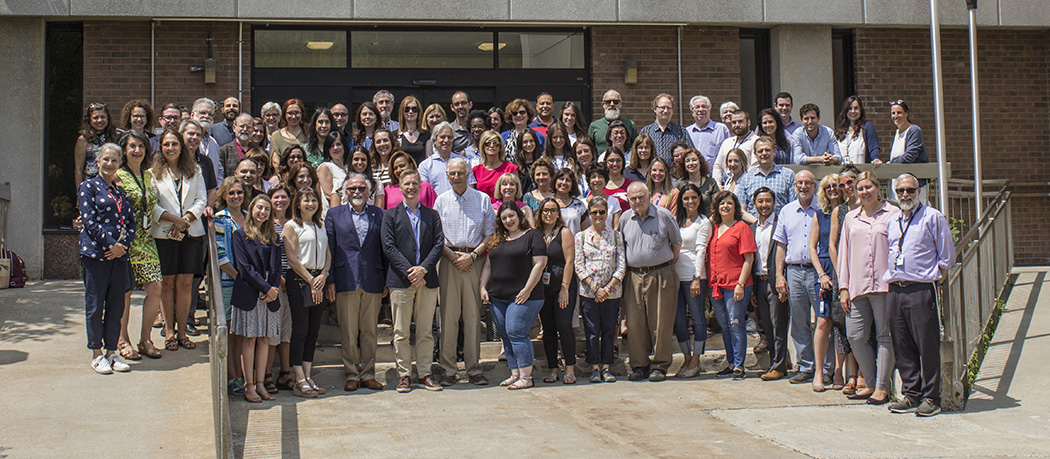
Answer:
[
  {"left": 326, "top": 174, "right": 388, "bottom": 392},
  {"left": 382, "top": 170, "right": 445, "bottom": 393}
]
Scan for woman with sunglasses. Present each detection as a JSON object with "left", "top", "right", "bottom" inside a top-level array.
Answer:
[
  {"left": 397, "top": 96, "right": 431, "bottom": 165},
  {"left": 808, "top": 173, "right": 846, "bottom": 392},
  {"left": 502, "top": 99, "right": 546, "bottom": 162},
  {"left": 472, "top": 131, "right": 518, "bottom": 202},
  {"left": 574, "top": 196, "right": 624, "bottom": 383},
  {"left": 829, "top": 166, "right": 863, "bottom": 394},
  {"left": 834, "top": 96, "right": 881, "bottom": 165},
  {"left": 536, "top": 197, "right": 578, "bottom": 384}
]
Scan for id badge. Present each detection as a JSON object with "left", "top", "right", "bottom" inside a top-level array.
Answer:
[
  {"left": 894, "top": 251, "right": 905, "bottom": 270},
  {"left": 118, "top": 226, "right": 127, "bottom": 244},
  {"left": 542, "top": 272, "right": 551, "bottom": 285}
]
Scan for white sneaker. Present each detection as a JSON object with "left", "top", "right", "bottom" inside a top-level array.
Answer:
[
  {"left": 746, "top": 318, "right": 758, "bottom": 333},
  {"left": 108, "top": 354, "right": 131, "bottom": 372},
  {"left": 92, "top": 355, "right": 113, "bottom": 374}
]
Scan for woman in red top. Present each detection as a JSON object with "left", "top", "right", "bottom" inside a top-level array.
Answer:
[
  {"left": 707, "top": 190, "right": 756, "bottom": 380},
  {"left": 472, "top": 130, "right": 518, "bottom": 202}
]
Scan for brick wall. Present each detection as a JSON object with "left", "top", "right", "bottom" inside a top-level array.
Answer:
[
  {"left": 83, "top": 20, "right": 251, "bottom": 121},
  {"left": 855, "top": 28, "right": 1050, "bottom": 265},
  {"left": 590, "top": 25, "right": 741, "bottom": 127}
]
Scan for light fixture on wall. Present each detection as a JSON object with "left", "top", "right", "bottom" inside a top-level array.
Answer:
[
  {"left": 477, "top": 42, "right": 507, "bottom": 51},
  {"left": 625, "top": 60, "right": 637, "bottom": 85},
  {"left": 307, "top": 41, "right": 335, "bottom": 50}
]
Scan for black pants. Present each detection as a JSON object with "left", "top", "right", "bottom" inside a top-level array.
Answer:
[
  {"left": 540, "top": 283, "right": 578, "bottom": 368},
  {"left": 581, "top": 296, "right": 619, "bottom": 366},
  {"left": 82, "top": 257, "right": 128, "bottom": 350},
  {"left": 754, "top": 276, "right": 790, "bottom": 373},
  {"left": 888, "top": 282, "right": 941, "bottom": 404},
  {"left": 287, "top": 274, "right": 323, "bottom": 366}
]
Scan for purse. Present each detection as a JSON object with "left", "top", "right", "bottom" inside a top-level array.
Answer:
[{"left": 298, "top": 269, "right": 323, "bottom": 308}]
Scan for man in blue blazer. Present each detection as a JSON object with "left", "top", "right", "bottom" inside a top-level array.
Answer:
[
  {"left": 325, "top": 174, "right": 388, "bottom": 392},
  {"left": 381, "top": 170, "right": 445, "bottom": 393}
]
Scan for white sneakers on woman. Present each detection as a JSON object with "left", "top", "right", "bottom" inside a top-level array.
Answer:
[{"left": 92, "top": 354, "right": 131, "bottom": 374}]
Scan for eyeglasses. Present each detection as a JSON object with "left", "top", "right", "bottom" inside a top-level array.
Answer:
[
  {"left": 541, "top": 208, "right": 559, "bottom": 214},
  {"left": 331, "top": 112, "right": 349, "bottom": 118},
  {"left": 346, "top": 186, "right": 367, "bottom": 192},
  {"left": 590, "top": 209, "right": 607, "bottom": 216},
  {"left": 837, "top": 179, "right": 854, "bottom": 189},
  {"left": 405, "top": 106, "right": 419, "bottom": 113},
  {"left": 895, "top": 187, "right": 918, "bottom": 195},
  {"left": 603, "top": 99, "right": 621, "bottom": 105}
]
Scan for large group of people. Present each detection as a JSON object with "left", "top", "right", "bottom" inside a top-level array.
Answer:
[{"left": 75, "top": 89, "right": 954, "bottom": 416}]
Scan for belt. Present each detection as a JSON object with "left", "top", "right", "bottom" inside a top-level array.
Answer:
[
  {"left": 890, "top": 280, "right": 930, "bottom": 288},
  {"left": 787, "top": 263, "right": 813, "bottom": 269},
  {"left": 755, "top": 274, "right": 769, "bottom": 281},
  {"left": 447, "top": 246, "right": 477, "bottom": 253},
  {"left": 627, "top": 260, "right": 673, "bottom": 275}
]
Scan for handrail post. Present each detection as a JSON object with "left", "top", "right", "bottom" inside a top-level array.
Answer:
[{"left": 206, "top": 222, "right": 232, "bottom": 459}]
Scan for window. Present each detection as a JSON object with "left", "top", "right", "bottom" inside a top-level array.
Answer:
[
  {"left": 498, "top": 31, "right": 585, "bottom": 69},
  {"left": 739, "top": 29, "right": 772, "bottom": 121},
  {"left": 255, "top": 30, "right": 347, "bottom": 68},
  {"left": 351, "top": 31, "right": 493, "bottom": 68},
  {"left": 44, "top": 22, "right": 83, "bottom": 229},
  {"left": 832, "top": 29, "right": 857, "bottom": 114}
]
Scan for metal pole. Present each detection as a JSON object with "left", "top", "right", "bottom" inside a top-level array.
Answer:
[
  {"left": 968, "top": 3, "right": 984, "bottom": 216},
  {"left": 677, "top": 26, "right": 684, "bottom": 125},
  {"left": 930, "top": 0, "right": 950, "bottom": 216},
  {"left": 238, "top": 22, "right": 244, "bottom": 106},
  {"left": 150, "top": 21, "right": 155, "bottom": 109}
]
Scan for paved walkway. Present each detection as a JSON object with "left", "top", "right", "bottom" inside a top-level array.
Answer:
[{"left": 2, "top": 271, "right": 1048, "bottom": 458}]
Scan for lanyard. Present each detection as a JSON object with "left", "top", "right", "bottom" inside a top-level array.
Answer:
[
  {"left": 733, "top": 132, "right": 752, "bottom": 149},
  {"left": 106, "top": 185, "right": 127, "bottom": 242},
  {"left": 897, "top": 203, "right": 921, "bottom": 253}
]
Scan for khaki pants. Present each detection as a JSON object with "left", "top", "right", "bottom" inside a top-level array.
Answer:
[
  {"left": 390, "top": 285, "right": 438, "bottom": 377},
  {"left": 336, "top": 288, "right": 381, "bottom": 381},
  {"left": 623, "top": 265, "right": 679, "bottom": 372},
  {"left": 438, "top": 257, "right": 484, "bottom": 376}
]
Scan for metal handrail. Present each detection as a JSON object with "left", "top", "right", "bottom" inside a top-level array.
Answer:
[{"left": 206, "top": 221, "right": 232, "bottom": 459}]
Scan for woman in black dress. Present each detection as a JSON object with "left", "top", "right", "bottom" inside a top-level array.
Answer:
[{"left": 535, "top": 198, "right": 578, "bottom": 384}]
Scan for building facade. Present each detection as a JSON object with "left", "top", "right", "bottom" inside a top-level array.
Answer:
[{"left": 1, "top": 1, "right": 1048, "bottom": 277}]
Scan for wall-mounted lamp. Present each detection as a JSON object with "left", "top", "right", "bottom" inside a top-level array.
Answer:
[
  {"left": 625, "top": 60, "right": 637, "bottom": 85},
  {"left": 478, "top": 42, "right": 507, "bottom": 51},
  {"left": 307, "top": 41, "right": 334, "bottom": 50}
]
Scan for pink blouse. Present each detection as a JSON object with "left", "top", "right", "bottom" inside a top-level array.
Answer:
[{"left": 837, "top": 201, "right": 894, "bottom": 298}]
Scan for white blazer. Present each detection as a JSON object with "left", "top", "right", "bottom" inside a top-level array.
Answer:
[{"left": 151, "top": 165, "right": 207, "bottom": 238}]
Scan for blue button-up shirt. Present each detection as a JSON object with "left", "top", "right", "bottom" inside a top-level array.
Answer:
[
  {"left": 405, "top": 204, "right": 422, "bottom": 264},
  {"left": 688, "top": 120, "right": 730, "bottom": 173},
  {"left": 639, "top": 121, "right": 694, "bottom": 165},
  {"left": 418, "top": 152, "right": 477, "bottom": 196},
  {"left": 351, "top": 206, "right": 370, "bottom": 247},
  {"left": 792, "top": 125, "right": 842, "bottom": 165},
  {"left": 783, "top": 118, "right": 801, "bottom": 136},
  {"left": 735, "top": 165, "right": 797, "bottom": 216},
  {"left": 772, "top": 198, "right": 819, "bottom": 264},
  {"left": 883, "top": 204, "right": 956, "bottom": 284}
]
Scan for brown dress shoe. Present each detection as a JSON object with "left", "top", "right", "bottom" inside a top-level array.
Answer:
[
  {"left": 344, "top": 379, "right": 360, "bottom": 392},
  {"left": 362, "top": 379, "right": 384, "bottom": 390},
  {"left": 753, "top": 340, "right": 769, "bottom": 353},
  {"left": 439, "top": 375, "right": 458, "bottom": 386},
  {"left": 469, "top": 374, "right": 489, "bottom": 386},
  {"left": 396, "top": 376, "right": 412, "bottom": 393},
  {"left": 761, "top": 369, "right": 785, "bottom": 381},
  {"left": 420, "top": 375, "right": 443, "bottom": 391}
]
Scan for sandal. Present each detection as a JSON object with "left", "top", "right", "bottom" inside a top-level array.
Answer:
[
  {"left": 264, "top": 375, "right": 278, "bottom": 394},
  {"left": 563, "top": 373, "right": 577, "bottom": 384},
  {"left": 499, "top": 375, "right": 519, "bottom": 387},
  {"left": 508, "top": 376, "right": 533, "bottom": 390},
  {"left": 276, "top": 371, "right": 295, "bottom": 391},
  {"left": 178, "top": 338, "right": 196, "bottom": 350},
  {"left": 256, "top": 382, "right": 275, "bottom": 401},
  {"left": 164, "top": 336, "right": 178, "bottom": 352},
  {"left": 137, "top": 340, "right": 162, "bottom": 359},
  {"left": 306, "top": 378, "right": 326, "bottom": 395},
  {"left": 244, "top": 386, "right": 262, "bottom": 403},
  {"left": 842, "top": 378, "right": 857, "bottom": 395},
  {"left": 293, "top": 379, "right": 318, "bottom": 398},
  {"left": 119, "top": 341, "right": 142, "bottom": 361},
  {"left": 543, "top": 371, "right": 561, "bottom": 384}
]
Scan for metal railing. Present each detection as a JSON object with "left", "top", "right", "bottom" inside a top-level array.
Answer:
[
  {"left": 939, "top": 185, "right": 1013, "bottom": 411},
  {"left": 206, "top": 222, "right": 232, "bottom": 459}
]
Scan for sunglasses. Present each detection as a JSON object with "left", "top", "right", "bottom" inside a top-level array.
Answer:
[
  {"left": 88, "top": 102, "right": 107, "bottom": 110},
  {"left": 346, "top": 186, "right": 367, "bottom": 192},
  {"left": 603, "top": 99, "right": 621, "bottom": 105},
  {"left": 824, "top": 185, "right": 837, "bottom": 192},
  {"left": 895, "top": 187, "right": 918, "bottom": 195},
  {"left": 483, "top": 140, "right": 501, "bottom": 147},
  {"left": 590, "top": 209, "right": 607, "bottom": 216},
  {"left": 405, "top": 106, "right": 419, "bottom": 113},
  {"left": 889, "top": 99, "right": 905, "bottom": 106},
  {"left": 837, "top": 179, "right": 854, "bottom": 189},
  {"left": 513, "top": 110, "right": 528, "bottom": 116}
]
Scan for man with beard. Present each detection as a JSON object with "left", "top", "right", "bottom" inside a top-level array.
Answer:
[
  {"left": 884, "top": 173, "right": 955, "bottom": 417},
  {"left": 233, "top": 157, "right": 265, "bottom": 201},
  {"left": 209, "top": 96, "right": 239, "bottom": 147},
  {"left": 588, "top": 89, "right": 638, "bottom": 153},
  {"left": 448, "top": 91, "right": 474, "bottom": 154},
  {"left": 191, "top": 97, "right": 224, "bottom": 181},
  {"left": 791, "top": 103, "right": 841, "bottom": 166},
  {"left": 219, "top": 113, "right": 253, "bottom": 178},
  {"left": 712, "top": 110, "right": 757, "bottom": 180},
  {"left": 528, "top": 92, "right": 556, "bottom": 137},
  {"left": 326, "top": 174, "right": 388, "bottom": 392},
  {"left": 331, "top": 103, "right": 352, "bottom": 138},
  {"left": 639, "top": 93, "right": 694, "bottom": 164},
  {"left": 374, "top": 90, "right": 399, "bottom": 132}
]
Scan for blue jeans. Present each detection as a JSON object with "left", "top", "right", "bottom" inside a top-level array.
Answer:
[
  {"left": 490, "top": 298, "right": 544, "bottom": 370},
  {"left": 82, "top": 257, "right": 128, "bottom": 351},
  {"left": 674, "top": 280, "right": 707, "bottom": 353},
  {"left": 710, "top": 285, "right": 751, "bottom": 369}
]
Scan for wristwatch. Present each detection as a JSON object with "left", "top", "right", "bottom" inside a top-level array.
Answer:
[{"left": 470, "top": 251, "right": 479, "bottom": 261}]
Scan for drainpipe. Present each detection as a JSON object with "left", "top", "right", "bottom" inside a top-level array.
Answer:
[
  {"left": 150, "top": 21, "right": 155, "bottom": 109},
  {"left": 238, "top": 21, "right": 244, "bottom": 105},
  {"left": 677, "top": 26, "right": 684, "bottom": 124}
]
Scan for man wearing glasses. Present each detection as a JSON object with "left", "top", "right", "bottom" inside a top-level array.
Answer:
[
  {"left": 639, "top": 93, "right": 694, "bottom": 164},
  {"left": 331, "top": 104, "right": 351, "bottom": 139},
  {"left": 149, "top": 103, "right": 184, "bottom": 154},
  {"left": 884, "top": 173, "right": 955, "bottom": 417},
  {"left": 686, "top": 94, "right": 731, "bottom": 171},
  {"left": 588, "top": 89, "right": 638, "bottom": 153},
  {"left": 449, "top": 91, "right": 474, "bottom": 154}
]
